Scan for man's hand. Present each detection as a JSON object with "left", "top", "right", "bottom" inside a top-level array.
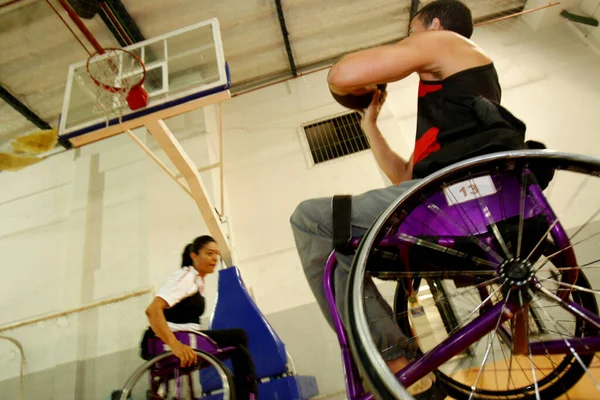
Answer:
[
  {"left": 170, "top": 341, "right": 198, "bottom": 367},
  {"left": 358, "top": 89, "right": 387, "bottom": 129}
]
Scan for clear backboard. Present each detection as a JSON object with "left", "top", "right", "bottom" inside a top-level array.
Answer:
[{"left": 58, "top": 18, "right": 230, "bottom": 148}]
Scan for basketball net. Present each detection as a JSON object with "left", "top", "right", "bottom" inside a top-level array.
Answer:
[{"left": 86, "top": 48, "right": 148, "bottom": 125}]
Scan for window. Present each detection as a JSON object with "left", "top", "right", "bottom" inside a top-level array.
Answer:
[{"left": 303, "top": 112, "right": 370, "bottom": 165}]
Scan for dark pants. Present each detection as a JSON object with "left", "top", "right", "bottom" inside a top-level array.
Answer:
[{"left": 202, "top": 329, "right": 258, "bottom": 399}]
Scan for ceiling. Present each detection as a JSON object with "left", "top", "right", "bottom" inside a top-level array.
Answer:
[{"left": 0, "top": 0, "right": 527, "bottom": 147}]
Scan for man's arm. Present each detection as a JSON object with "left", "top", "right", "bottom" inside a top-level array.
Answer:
[
  {"left": 365, "top": 122, "right": 414, "bottom": 185},
  {"left": 328, "top": 32, "right": 443, "bottom": 94},
  {"left": 360, "top": 91, "right": 413, "bottom": 185}
]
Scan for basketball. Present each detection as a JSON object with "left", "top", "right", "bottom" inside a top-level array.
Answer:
[{"left": 330, "top": 84, "right": 387, "bottom": 110}]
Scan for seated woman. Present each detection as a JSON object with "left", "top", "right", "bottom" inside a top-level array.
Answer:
[{"left": 142, "top": 235, "right": 257, "bottom": 399}]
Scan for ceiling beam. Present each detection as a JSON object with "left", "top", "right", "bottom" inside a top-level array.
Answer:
[
  {"left": 98, "top": 8, "right": 129, "bottom": 47},
  {"left": 103, "top": 0, "right": 146, "bottom": 44},
  {"left": 0, "top": 85, "right": 51, "bottom": 130},
  {"left": 274, "top": 0, "right": 298, "bottom": 77}
]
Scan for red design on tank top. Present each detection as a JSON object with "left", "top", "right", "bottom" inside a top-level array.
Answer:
[
  {"left": 418, "top": 82, "right": 443, "bottom": 97},
  {"left": 414, "top": 127, "right": 441, "bottom": 163}
]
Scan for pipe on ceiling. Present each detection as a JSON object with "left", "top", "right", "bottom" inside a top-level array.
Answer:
[{"left": 274, "top": 0, "right": 298, "bottom": 77}]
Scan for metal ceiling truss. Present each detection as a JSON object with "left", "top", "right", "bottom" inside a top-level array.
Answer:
[{"left": 0, "top": 85, "right": 51, "bottom": 131}]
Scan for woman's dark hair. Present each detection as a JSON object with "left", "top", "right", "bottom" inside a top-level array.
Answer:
[
  {"left": 181, "top": 235, "right": 216, "bottom": 267},
  {"left": 414, "top": 0, "right": 474, "bottom": 39}
]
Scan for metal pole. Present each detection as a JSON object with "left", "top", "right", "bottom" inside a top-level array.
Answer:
[
  {"left": 218, "top": 102, "right": 225, "bottom": 216},
  {"left": 57, "top": 0, "right": 105, "bottom": 53}
]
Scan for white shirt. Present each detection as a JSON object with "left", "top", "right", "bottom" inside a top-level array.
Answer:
[{"left": 156, "top": 266, "right": 205, "bottom": 332}]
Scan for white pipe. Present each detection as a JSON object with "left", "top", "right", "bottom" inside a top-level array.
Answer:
[{"left": 0, "top": 335, "right": 25, "bottom": 400}]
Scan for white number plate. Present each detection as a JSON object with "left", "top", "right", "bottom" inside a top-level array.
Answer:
[{"left": 443, "top": 175, "right": 497, "bottom": 206}]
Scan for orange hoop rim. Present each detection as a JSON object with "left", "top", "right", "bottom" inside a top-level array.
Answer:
[{"left": 86, "top": 47, "right": 146, "bottom": 94}]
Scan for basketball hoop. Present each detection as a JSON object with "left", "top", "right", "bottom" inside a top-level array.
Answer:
[{"left": 86, "top": 48, "right": 149, "bottom": 117}]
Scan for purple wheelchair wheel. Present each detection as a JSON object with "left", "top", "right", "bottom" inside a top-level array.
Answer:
[
  {"left": 118, "top": 350, "right": 235, "bottom": 400},
  {"left": 347, "top": 150, "right": 600, "bottom": 400}
]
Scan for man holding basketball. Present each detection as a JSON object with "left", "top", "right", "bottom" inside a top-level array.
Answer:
[{"left": 290, "top": 1, "right": 527, "bottom": 398}]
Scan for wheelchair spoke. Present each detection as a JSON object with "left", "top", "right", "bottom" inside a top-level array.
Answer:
[
  {"left": 501, "top": 293, "right": 550, "bottom": 393},
  {"left": 555, "top": 263, "right": 600, "bottom": 272},
  {"left": 536, "top": 285, "right": 600, "bottom": 330},
  {"left": 542, "top": 278, "right": 600, "bottom": 296},
  {"left": 496, "top": 327, "right": 518, "bottom": 391},
  {"left": 393, "top": 233, "right": 499, "bottom": 268},
  {"left": 442, "top": 183, "right": 484, "bottom": 235},
  {"left": 524, "top": 220, "right": 559, "bottom": 264},
  {"left": 507, "top": 309, "right": 533, "bottom": 390},
  {"left": 373, "top": 270, "right": 496, "bottom": 279},
  {"left": 561, "top": 176, "right": 590, "bottom": 215},
  {"left": 379, "top": 282, "right": 505, "bottom": 355},
  {"left": 421, "top": 195, "right": 504, "bottom": 263},
  {"left": 507, "top": 311, "right": 518, "bottom": 391},
  {"left": 507, "top": 319, "right": 535, "bottom": 393},
  {"left": 530, "top": 330, "right": 562, "bottom": 378},
  {"left": 576, "top": 258, "right": 600, "bottom": 268},
  {"left": 468, "top": 174, "right": 513, "bottom": 260},
  {"left": 533, "top": 232, "right": 600, "bottom": 274},
  {"left": 468, "top": 288, "right": 512, "bottom": 400},
  {"left": 369, "top": 276, "right": 501, "bottom": 320},
  {"left": 521, "top": 291, "right": 541, "bottom": 400},
  {"left": 496, "top": 168, "right": 508, "bottom": 224},
  {"left": 530, "top": 289, "right": 600, "bottom": 392},
  {"left": 569, "top": 204, "right": 600, "bottom": 242},
  {"left": 490, "top": 331, "right": 501, "bottom": 392},
  {"left": 533, "top": 327, "right": 577, "bottom": 338},
  {"left": 516, "top": 167, "right": 528, "bottom": 259},
  {"left": 420, "top": 278, "right": 504, "bottom": 319}
]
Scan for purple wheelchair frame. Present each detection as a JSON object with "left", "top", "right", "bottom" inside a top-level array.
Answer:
[
  {"left": 144, "top": 331, "right": 241, "bottom": 398},
  {"left": 324, "top": 172, "right": 600, "bottom": 399}
]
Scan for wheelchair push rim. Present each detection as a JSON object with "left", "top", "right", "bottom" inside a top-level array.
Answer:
[{"left": 118, "top": 350, "right": 234, "bottom": 400}]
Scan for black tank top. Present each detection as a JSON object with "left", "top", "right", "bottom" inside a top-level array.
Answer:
[
  {"left": 412, "top": 63, "right": 525, "bottom": 178},
  {"left": 163, "top": 291, "right": 205, "bottom": 324}
]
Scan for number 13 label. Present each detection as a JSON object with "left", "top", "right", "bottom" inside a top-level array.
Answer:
[{"left": 443, "top": 175, "right": 497, "bottom": 206}]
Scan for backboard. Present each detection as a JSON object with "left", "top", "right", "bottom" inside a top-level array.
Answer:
[
  {"left": 57, "top": 18, "right": 234, "bottom": 265},
  {"left": 58, "top": 18, "right": 230, "bottom": 148}
]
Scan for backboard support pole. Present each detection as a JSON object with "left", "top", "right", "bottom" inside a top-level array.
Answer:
[
  {"left": 218, "top": 101, "right": 225, "bottom": 216},
  {"left": 125, "top": 129, "right": 193, "bottom": 198}
]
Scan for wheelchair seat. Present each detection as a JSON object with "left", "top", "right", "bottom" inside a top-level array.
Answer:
[{"left": 143, "top": 330, "right": 221, "bottom": 360}]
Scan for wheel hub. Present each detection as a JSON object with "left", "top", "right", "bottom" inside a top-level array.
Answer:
[{"left": 500, "top": 259, "right": 534, "bottom": 287}]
